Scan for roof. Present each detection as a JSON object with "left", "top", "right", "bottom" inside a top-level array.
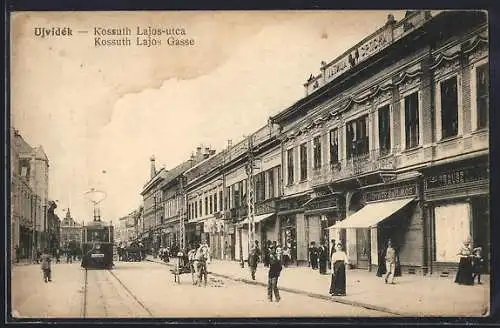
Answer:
[{"left": 12, "top": 129, "right": 34, "bottom": 155}]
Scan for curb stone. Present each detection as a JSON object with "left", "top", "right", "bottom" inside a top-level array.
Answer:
[{"left": 146, "top": 258, "right": 401, "bottom": 316}]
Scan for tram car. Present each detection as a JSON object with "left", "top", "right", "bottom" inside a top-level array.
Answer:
[{"left": 81, "top": 220, "right": 114, "bottom": 269}]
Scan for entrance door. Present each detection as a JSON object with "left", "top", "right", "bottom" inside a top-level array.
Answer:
[
  {"left": 473, "top": 196, "right": 490, "bottom": 273},
  {"left": 356, "top": 228, "right": 371, "bottom": 269}
]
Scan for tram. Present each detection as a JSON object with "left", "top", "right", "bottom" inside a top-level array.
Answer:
[{"left": 81, "top": 220, "right": 114, "bottom": 269}]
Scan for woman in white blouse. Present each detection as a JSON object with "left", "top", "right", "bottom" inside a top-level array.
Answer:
[{"left": 329, "top": 243, "right": 349, "bottom": 296}]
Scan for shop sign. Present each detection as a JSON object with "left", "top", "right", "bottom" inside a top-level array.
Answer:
[
  {"left": 425, "top": 166, "right": 488, "bottom": 190},
  {"left": 305, "top": 196, "right": 338, "bottom": 211},
  {"left": 277, "top": 196, "right": 309, "bottom": 212},
  {"left": 255, "top": 200, "right": 276, "bottom": 215},
  {"left": 323, "top": 26, "right": 393, "bottom": 84},
  {"left": 365, "top": 182, "right": 416, "bottom": 202}
]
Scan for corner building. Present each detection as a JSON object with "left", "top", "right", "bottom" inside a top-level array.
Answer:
[{"left": 270, "top": 11, "right": 489, "bottom": 274}]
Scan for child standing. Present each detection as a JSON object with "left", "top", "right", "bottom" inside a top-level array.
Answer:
[
  {"left": 472, "top": 247, "right": 484, "bottom": 284},
  {"left": 40, "top": 249, "right": 52, "bottom": 283}
]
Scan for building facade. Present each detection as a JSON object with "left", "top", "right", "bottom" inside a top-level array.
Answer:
[
  {"left": 270, "top": 10, "right": 488, "bottom": 274},
  {"left": 60, "top": 209, "right": 82, "bottom": 250},
  {"left": 11, "top": 128, "right": 50, "bottom": 261}
]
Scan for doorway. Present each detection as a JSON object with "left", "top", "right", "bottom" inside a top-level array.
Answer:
[
  {"left": 472, "top": 196, "right": 490, "bottom": 273},
  {"left": 356, "top": 228, "right": 370, "bottom": 269}
]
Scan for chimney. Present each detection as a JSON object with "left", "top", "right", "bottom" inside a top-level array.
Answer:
[
  {"left": 150, "top": 155, "right": 156, "bottom": 178},
  {"left": 196, "top": 146, "right": 202, "bottom": 157},
  {"left": 227, "top": 139, "right": 232, "bottom": 150}
]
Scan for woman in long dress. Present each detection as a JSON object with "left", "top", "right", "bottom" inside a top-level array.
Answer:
[
  {"left": 329, "top": 243, "right": 348, "bottom": 296},
  {"left": 455, "top": 240, "right": 474, "bottom": 285}
]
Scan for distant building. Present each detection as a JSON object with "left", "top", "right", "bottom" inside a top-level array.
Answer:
[{"left": 60, "top": 209, "right": 82, "bottom": 248}]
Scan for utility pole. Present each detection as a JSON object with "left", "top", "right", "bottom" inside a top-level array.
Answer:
[
  {"left": 245, "top": 136, "right": 256, "bottom": 254},
  {"left": 179, "top": 176, "right": 186, "bottom": 252}
]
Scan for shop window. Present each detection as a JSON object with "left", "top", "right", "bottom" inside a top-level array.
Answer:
[
  {"left": 346, "top": 115, "right": 369, "bottom": 159},
  {"left": 440, "top": 76, "right": 459, "bottom": 139},
  {"left": 378, "top": 104, "right": 391, "bottom": 155},
  {"left": 433, "top": 203, "right": 470, "bottom": 262},
  {"left": 476, "top": 63, "right": 489, "bottom": 129},
  {"left": 299, "top": 143, "right": 308, "bottom": 180},
  {"left": 313, "top": 136, "right": 322, "bottom": 169},
  {"left": 329, "top": 128, "right": 339, "bottom": 164},
  {"left": 287, "top": 148, "right": 294, "bottom": 185},
  {"left": 268, "top": 169, "right": 275, "bottom": 199},
  {"left": 404, "top": 92, "right": 419, "bottom": 149}
]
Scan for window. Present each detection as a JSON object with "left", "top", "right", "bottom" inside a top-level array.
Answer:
[
  {"left": 404, "top": 92, "right": 419, "bottom": 149},
  {"left": 268, "top": 169, "right": 275, "bottom": 199},
  {"left": 329, "top": 129, "right": 339, "bottom": 164},
  {"left": 255, "top": 172, "right": 265, "bottom": 202},
  {"left": 300, "top": 143, "right": 308, "bottom": 180},
  {"left": 346, "top": 115, "right": 369, "bottom": 158},
  {"left": 194, "top": 202, "right": 198, "bottom": 218},
  {"left": 205, "top": 197, "right": 208, "bottom": 215},
  {"left": 313, "top": 136, "right": 322, "bottom": 169},
  {"left": 219, "top": 190, "right": 223, "bottom": 211},
  {"left": 287, "top": 148, "right": 294, "bottom": 185},
  {"left": 209, "top": 195, "right": 213, "bottom": 214},
  {"left": 440, "top": 76, "right": 459, "bottom": 139},
  {"left": 199, "top": 199, "right": 202, "bottom": 217},
  {"left": 232, "top": 183, "right": 240, "bottom": 209},
  {"left": 476, "top": 63, "right": 489, "bottom": 129},
  {"left": 214, "top": 193, "right": 218, "bottom": 212},
  {"left": 378, "top": 105, "right": 391, "bottom": 155},
  {"left": 277, "top": 167, "right": 282, "bottom": 196},
  {"left": 225, "top": 187, "right": 230, "bottom": 210}
]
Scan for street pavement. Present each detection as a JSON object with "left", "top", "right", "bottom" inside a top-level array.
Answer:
[
  {"left": 10, "top": 260, "right": 386, "bottom": 318},
  {"left": 147, "top": 256, "right": 490, "bottom": 317}
]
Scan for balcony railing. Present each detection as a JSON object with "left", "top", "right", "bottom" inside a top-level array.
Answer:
[{"left": 311, "top": 148, "right": 398, "bottom": 186}]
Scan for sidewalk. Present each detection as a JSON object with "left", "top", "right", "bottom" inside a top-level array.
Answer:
[{"left": 147, "top": 256, "right": 489, "bottom": 316}]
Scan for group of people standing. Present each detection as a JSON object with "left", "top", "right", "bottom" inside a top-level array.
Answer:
[{"left": 455, "top": 239, "right": 484, "bottom": 286}]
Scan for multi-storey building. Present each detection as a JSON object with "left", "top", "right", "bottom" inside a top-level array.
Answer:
[
  {"left": 269, "top": 11, "right": 488, "bottom": 274},
  {"left": 60, "top": 208, "right": 82, "bottom": 249},
  {"left": 118, "top": 216, "right": 128, "bottom": 244},
  {"left": 140, "top": 147, "right": 214, "bottom": 252},
  {"left": 11, "top": 128, "right": 50, "bottom": 260}
]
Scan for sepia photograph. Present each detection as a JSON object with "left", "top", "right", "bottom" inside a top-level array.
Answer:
[{"left": 9, "top": 9, "right": 490, "bottom": 319}]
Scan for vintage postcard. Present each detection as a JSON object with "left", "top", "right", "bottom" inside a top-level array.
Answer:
[{"left": 9, "top": 10, "right": 490, "bottom": 319}]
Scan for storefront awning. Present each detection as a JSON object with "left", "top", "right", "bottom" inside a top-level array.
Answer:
[
  {"left": 240, "top": 213, "right": 274, "bottom": 225},
  {"left": 329, "top": 198, "right": 415, "bottom": 229}
]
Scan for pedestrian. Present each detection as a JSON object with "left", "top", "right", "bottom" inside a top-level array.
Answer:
[
  {"left": 384, "top": 239, "right": 397, "bottom": 284},
  {"left": 329, "top": 243, "right": 349, "bottom": 296},
  {"left": 275, "top": 242, "right": 282, "bottom": 262},
  {"left": 248, "top": 242, "right": 260, "bottom": 280},
  {"left": 309, "top": 242, "right": 318, "bottom": 270},
  {"left": 195, "top": 243, "right": 210, "bottom": 287},
  {"left": 15, "top": 246, "right": 20, "bottom": 263},
  {"left": 40, "top": 249, "right": 52, "bottom": 283},
  {"left": 36, "top": 249, "right": 42, "bottom": 264},
  {"left": 455, "top": 239, "right": 474, "bottom": 285},
  {"left": 55, "top": 248, "right": 61, "bottom": 264},
  {"left": 188, "top": 244, "right": 198, "bottom": 285},
  {"left": 263, "top": 240, "right": 271, "bottom": 267},
  {"left": 472, "top": 246, "right": 484, "bottom": 285},
  {"left": 318, "top": 241, "right": 328, "bottom": 275},
  {"left": 328, "top": 239, "right": 336, "bottom": 269},
  {"left": 267, "top": 245, "right": 282, "bottom": 302},
  {"left": 66, "top": 248, "right": 73, "bottom": 263},
  {"left": 282, "top": 246, "right": 291, "bottom": 267}
]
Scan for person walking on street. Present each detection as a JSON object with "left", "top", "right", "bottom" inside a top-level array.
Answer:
[
  {"left": 384, "top": 239, "right": 397, "bottom": 284},
  {"left": 55, "top": 248, "right": 61, "bottom": 264},
  {"left": 187, "top": 244, "right": 198, "bottom": 285},
  {"left": 309, "top": 242, "right": 318, "bottom": 270},
  {"left": 267, "top": 245, "right": 282, "bottom": 302},
  {"left": 66, "top": 248, "right": 73, "bottom": 263},
  {"left": 318, "top": 241, "right": 328, "bottom": 275},
  {"left": 40, "top": 249, "right": 52, "bottom": 283},
  {"left": 263, "top": 240, "right": 271, "bottom": 267},
  {"left": 248, "top": 240, "right": 261, "bottom": 280},
  {"left": 329, "top": 243, "right": 349, "bottom": 296}
]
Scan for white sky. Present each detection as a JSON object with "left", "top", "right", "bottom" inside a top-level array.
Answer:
[{"left": 11, "top": 10, "right": 407, "bottom": 225}]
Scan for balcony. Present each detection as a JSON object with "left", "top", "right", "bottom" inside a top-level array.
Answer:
[{"left": 311, "top": 148, "right": 398, "bottom": 187}]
